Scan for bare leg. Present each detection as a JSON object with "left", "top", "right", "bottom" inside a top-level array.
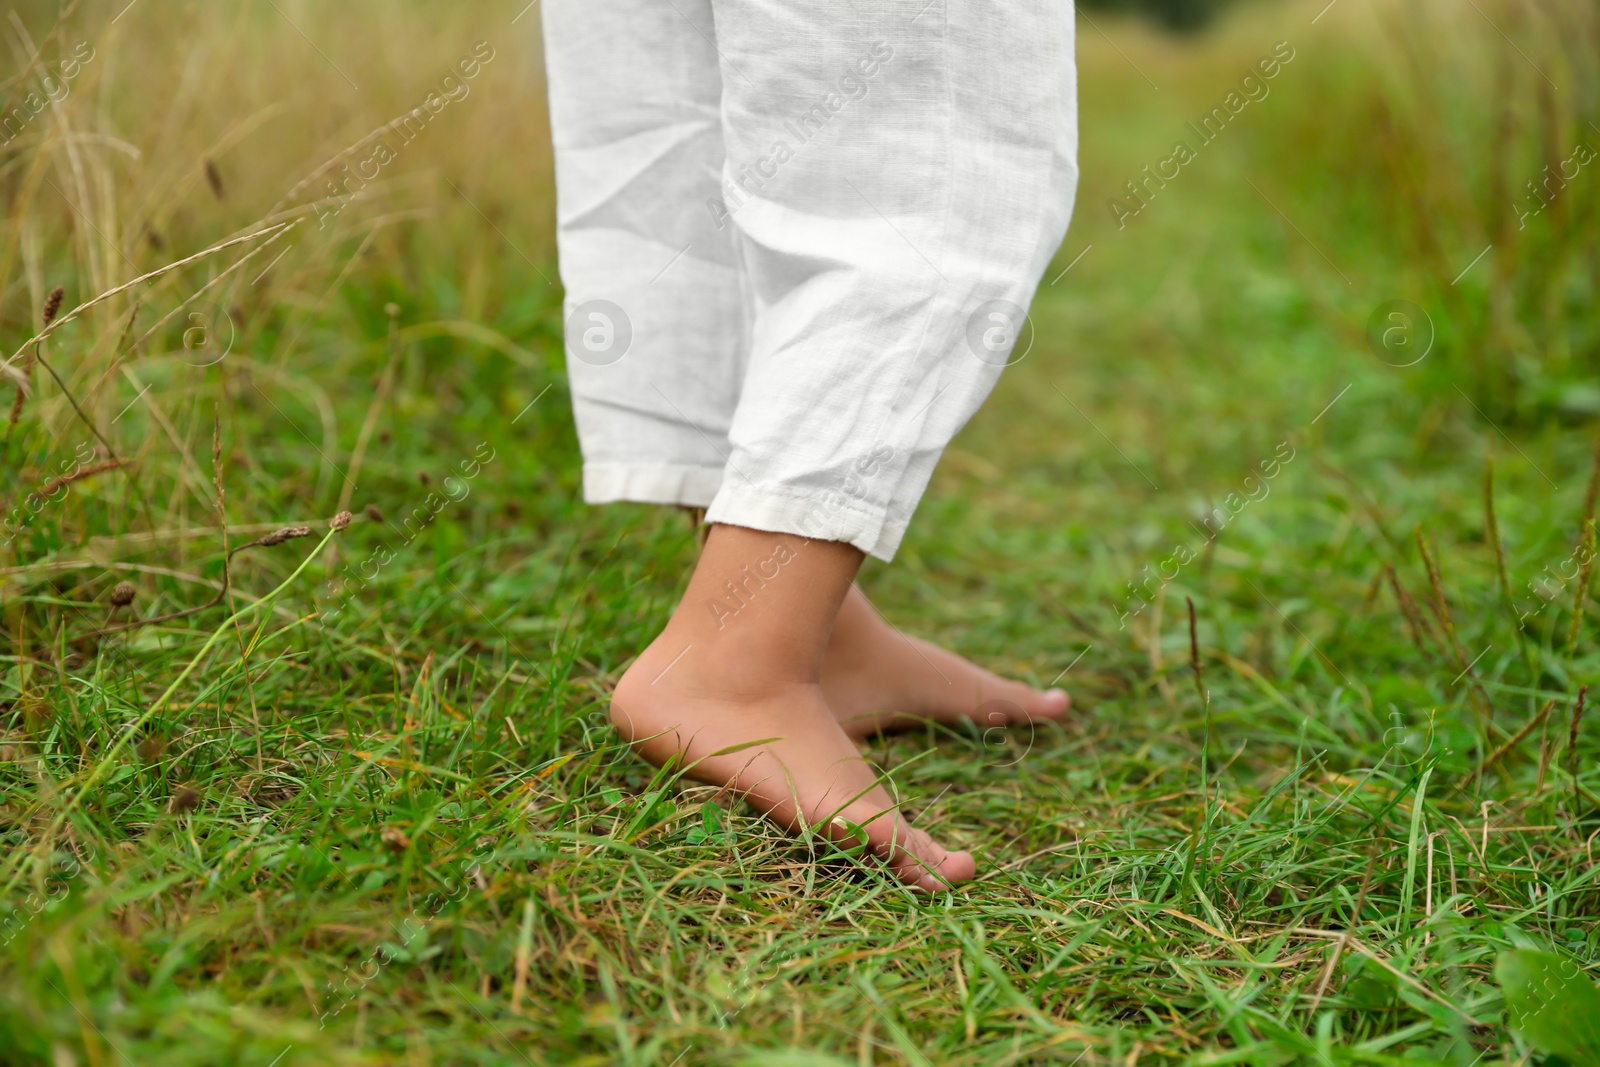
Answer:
[
  {"left": 611, "top": 525, "right": 975, "bottom": 890},
  {"left": 823, "top": 585, "right": 1070, "bottom": 740}
]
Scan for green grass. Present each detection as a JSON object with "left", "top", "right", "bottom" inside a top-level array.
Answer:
[{"left": 2, "top": 0, "right": 1598, "bottom": 1063}]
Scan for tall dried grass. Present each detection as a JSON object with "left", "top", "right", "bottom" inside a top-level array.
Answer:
[{"left": 3, "top": 0, "right": 555, "bottom": 572}]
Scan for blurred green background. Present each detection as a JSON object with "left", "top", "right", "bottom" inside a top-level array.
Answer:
[
  {"left": 2, "top": 0, "right": 1598, "bottom": 1064},
  {"left": 1086, "top": 0, "right": 1238, "bottom": 32}
]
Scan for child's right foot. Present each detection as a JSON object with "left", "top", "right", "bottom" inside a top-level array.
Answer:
[{"left": 611, "top": 634, "right": 976, "bottom": 891}]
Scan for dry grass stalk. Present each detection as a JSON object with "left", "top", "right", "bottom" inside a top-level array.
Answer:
[
  {"left": 1570, "top": 686, "right": 1588, "bottom": 780},
  {"left": 3, "top": 221, "right": 296, "bottom": 370},
  {"left": 259, "top": 525, "right": 313, "bottom": 546},
  {"left": 1460, "top": 699, "right": 1554, "bottom": 791},
  {"left": 5, "top": 354, "right": 33, "bottom": 437},
  {"left": 1187, "top": 596, "right": 1207, "bottom": 708},
  {"left": 211, "top": 407, "right": 225, "bottom": 523},
  {"left": 35, "top": 458, "right": 130, "bottom": 498},
  {"left": 336, "top": 308, "right": 405, "bottom": 515},
  {"left": 1581, "top": 427, "right": 1600, "bottom": 539},
  {"left": 1414, "top": 530, "right": 1460, "bottom": 655},
  {"left": 1484, "top": 452, "right": 1514, "bottom": 613},
  {"left": 1565, "top": 519, "right": 1596, "bottom": 657},
  {"left": 1386, "top": 564, "right": 1440, "bottom": 660},
  {"left": 84, "top": 524, "right": 317, "bottom": 639},
  {"left": 4, "top": 287, "right": 64, "bottom": 440},
  {"left": 1414, "top": 529, "right": 1492, "bottom": 724}
]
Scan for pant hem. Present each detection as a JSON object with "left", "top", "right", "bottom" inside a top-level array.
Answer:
[
  {"left": 704, "top": 484, "right": 905, "bottom": 562},
  {"left": 583, "top": 462, "right": 724, "bottom": 508}
]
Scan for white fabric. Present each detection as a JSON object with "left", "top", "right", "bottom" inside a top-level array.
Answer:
[{"left": 542, "top": 0, "right": 1078, "bottom": 561}]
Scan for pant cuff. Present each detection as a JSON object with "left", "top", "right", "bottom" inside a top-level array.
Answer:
[
  {"left": 704, "top": 484, "right": 905, "bottom": 562},
  {"left": 583, "top": 462, "right": 723, "bottom": 508}
]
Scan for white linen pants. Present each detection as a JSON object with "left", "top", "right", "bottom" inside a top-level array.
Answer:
[{"left": 542, "top": 0, "right": 1078, "bottom": 561}]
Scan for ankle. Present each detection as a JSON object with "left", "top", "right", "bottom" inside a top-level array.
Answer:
[
  {"left": 684, "top": 524, "right": 861, "bottom": 652},
  {"left": 651, "top": 613, "right": 824, "bottom": 690}
]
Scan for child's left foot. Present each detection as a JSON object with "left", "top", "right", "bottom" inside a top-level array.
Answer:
[{"left": 822, "top": 586, "right": 1070, "bottom": 740}]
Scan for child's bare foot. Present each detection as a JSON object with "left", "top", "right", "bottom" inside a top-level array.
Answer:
[
  {"left": 610, "top": 526, "right": 975, "bottom": 891},
  {"left": 822, "top": 586, "right": 1070, "bottom": 740}
]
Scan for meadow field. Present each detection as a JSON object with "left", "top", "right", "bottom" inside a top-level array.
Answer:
[{"left": 2, "top": 0, "right": 1598, "bottom": 1063}]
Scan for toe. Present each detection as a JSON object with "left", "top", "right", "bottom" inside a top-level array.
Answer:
[
  {"left": 981, "top": 683, "right": 1069, "bottom": 726},
  {"left": 1003, "top": 679, "right": 1070, "bottom": 721},
  {"left": 916, "top": 848, "right": 976, "bottom": 890},
  {"left": 1033, "top": 686, "right": 1070, "bottom": 719},
  {"left": 871, "top": 819, "right": 976, "bottom": 891}
]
